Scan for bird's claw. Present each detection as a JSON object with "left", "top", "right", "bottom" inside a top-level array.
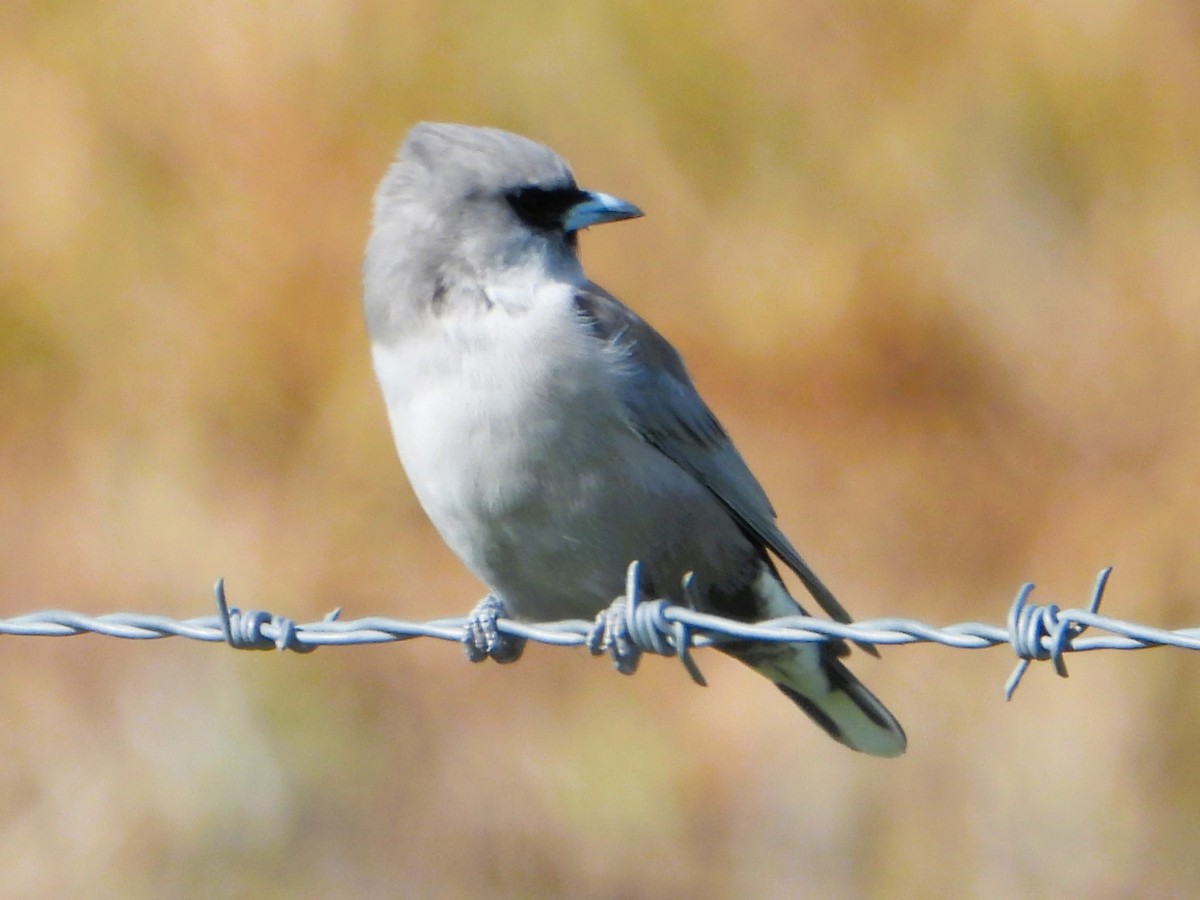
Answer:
[
  {"left": 587, "top": 596, "right": 641, "bottom": 675},
  {"left": 463, "top": 594, "right": 526, "bottom": 664}
]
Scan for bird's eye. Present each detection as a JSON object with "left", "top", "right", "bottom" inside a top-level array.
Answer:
[{"left": 506, "top": 186, "right": 589, "bottom": 231}]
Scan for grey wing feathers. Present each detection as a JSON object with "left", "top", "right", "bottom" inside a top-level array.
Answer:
[{"left": 572, "top": 284, "right": 861, "bottom": 630}]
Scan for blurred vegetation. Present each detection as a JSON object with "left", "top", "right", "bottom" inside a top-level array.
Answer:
[{"left": 3, "top": 0, "right": 1200, "bottom": 896}]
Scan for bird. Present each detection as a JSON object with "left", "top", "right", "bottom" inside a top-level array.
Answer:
[{"left": 362, "top": 122, "right": 905, "bottom": 757}]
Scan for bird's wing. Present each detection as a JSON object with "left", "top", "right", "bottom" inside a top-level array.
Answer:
[{"left": 572, "top": 282, "right": 859, "bottom": 627}]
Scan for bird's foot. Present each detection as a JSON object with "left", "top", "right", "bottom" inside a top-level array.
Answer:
[
  {"left": 587, "top": 595, "right": 642, "bottom": 675},
  {"left": 588, "top": 564, "right": 709, "bottom": 685},
  {"left": 588, "top": 566, "right": 655, "bottom": 676},
  {"left": 463, "top": 594, "right": 526, "bottom": 664}
]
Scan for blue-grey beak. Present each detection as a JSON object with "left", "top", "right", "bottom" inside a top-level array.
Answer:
[{"left": 561, "top": 191, "right": 643, "bottom": 233}]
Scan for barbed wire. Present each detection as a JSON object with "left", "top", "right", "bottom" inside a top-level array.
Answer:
[{"left": 3, "top": 565, "right": 1198, "bottom": 698}]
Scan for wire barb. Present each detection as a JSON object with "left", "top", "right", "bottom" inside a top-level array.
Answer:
[
  {"left": 214, "top": 578, "right": 338, "bottom": 653},
  {"left": 586, "top": 562, "right": 708, "bottom": 686},
  {"left": 1004, "top": 567, "right": 1112, "bottom": 700}
]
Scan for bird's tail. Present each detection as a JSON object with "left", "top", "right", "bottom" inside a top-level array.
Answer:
[{"left": 723, "top": 641, "right": 907, "bottom": 757}]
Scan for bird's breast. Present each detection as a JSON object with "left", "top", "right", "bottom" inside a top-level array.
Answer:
[{"left": 371, "top": 290, "right": 637, "bottom": 607}]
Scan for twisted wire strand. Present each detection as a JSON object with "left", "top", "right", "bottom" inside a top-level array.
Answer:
[{"left": 3, "top": 566, "right": 1197, "bottom": 697}]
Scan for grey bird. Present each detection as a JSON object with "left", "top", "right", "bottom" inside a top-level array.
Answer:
[{"left": 363, "top": 122, "right": 906, "bottom": 757}]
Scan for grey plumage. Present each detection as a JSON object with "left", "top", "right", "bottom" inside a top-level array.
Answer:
[{"left": 364, "top": 122, "right": 906, "bottom": 757}]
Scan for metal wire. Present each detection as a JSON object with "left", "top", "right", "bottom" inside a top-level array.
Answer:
[{"left": 3, "top": 566, "right": 1198, "bottom": 698}]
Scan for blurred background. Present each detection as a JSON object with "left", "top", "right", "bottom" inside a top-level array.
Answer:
[{"left": 3, "top": 0, "right": 1200, "bottom": 896}]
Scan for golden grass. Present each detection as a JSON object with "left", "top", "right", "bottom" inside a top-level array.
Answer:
[{"left": 3, "top": 1, "right": 1200, "bottom": 895}]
